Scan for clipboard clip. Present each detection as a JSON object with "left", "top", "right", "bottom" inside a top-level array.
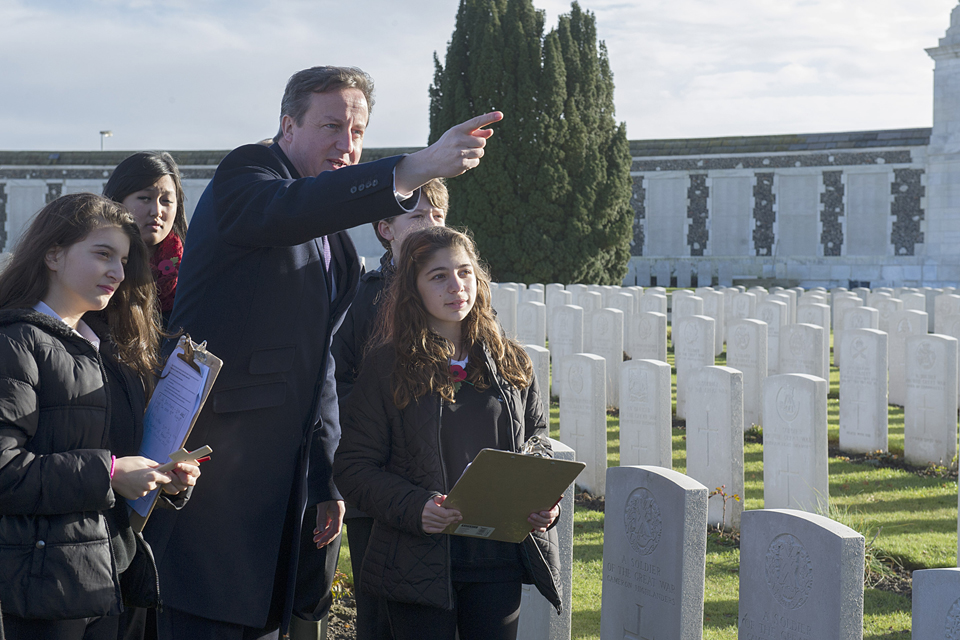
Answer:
[
  {"left": 520, "top": 435, "right": 553, "bottom": 458},
  {"left": 176, "top": 334, "right": 208, "bottom": 375}
]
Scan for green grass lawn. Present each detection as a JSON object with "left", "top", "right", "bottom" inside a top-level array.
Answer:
[{"left": 337, "top": 334, "right": 955, "bottom": 639}]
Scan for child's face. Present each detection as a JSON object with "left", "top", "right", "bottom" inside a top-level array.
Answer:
[
  {"left": 379, "top": 198, "right": 446, "bottom": 255},
  {"left": 416, "top": 246, "right": 476, "bottom": 335},
  {"left": 44, "top": 225, "right": 129, "bottom": 319}
]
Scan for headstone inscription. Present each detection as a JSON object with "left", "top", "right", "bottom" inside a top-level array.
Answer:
[
  {"left": 911, "top": 568, "right": 960, "bottom": 640},
  {"left": 934, "top": 293, "right": 960, "bottom": 334},
  {"left": 600, "top": 466, "right": 707, "bottom": 640},
  {"left": 686, "top": 366, "right": 745, "bottom": 529},
  {"left": 887, "top": 310, "right": 928, "bottom": 406},
  {"left": 673, "top": 315, "right": 716, "bottom": 420},
  {"left": 726, "top": 319, "right": 768, "bottom": 430},
  {"left": 737, "top": 509, "right": 864, "bottom": 640},
  {"left": 838, "top": 328, "right": 888, "bottom": 454},
  {"left": 762, "top": 374, "right": 829, "bottom": 512},
  {"left": 560, "top": 353, "right": 607, "bottom": 496},
  {"left": 629, "top": 312, "right": 668, "bottom": 364},
  {"left": 619, "top": 359, "right": 673, "bottom": 469},
  {"left": 550, "top": 305, "right": 583, "bottom": 398},
  {"left": 904, "top": 334, "right": 959, "bottom": 467},
  {"left": 517, "top": 438, "right": 576, "bottom": 640},
  {"left": 728, "top": 292, "right": 757, "bottom": 342}
]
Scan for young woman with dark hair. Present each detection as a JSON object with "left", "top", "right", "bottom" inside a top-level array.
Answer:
[
  {"left": 333, "top": 226, "right": 562, "bottom": 640},
  {"left": 103, "top": 151, "right": 187, "bottom": 328},
  {"left": 0, "top": 193, "right": 199, "bottom": 640}
]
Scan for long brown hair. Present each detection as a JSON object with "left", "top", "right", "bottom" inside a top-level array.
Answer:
[
  {"left": 376, "top": 226, "right": 531, "bottom": 408},
  {"left": 0, "top": 193, "right": 161, "bottom": 390}
]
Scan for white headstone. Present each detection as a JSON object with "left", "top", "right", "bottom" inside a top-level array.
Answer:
[
  {"left": 545, "top": 289, "right": 572, "bottom": 341},
  {"left": 607, "top": 292, "right": 636, "bottom": 352},
  {"left": 492, "top": 285, "right": 519, "bottom": 338},
  {"left": 673, "top": 315, "right": 716, "bottom": 421},
  {"left": 619, "top": 360, "right": 673, "bottom": 469},
  {"left": 629, "top": 312, "right": 668, "bottom": 364},
  {"left": 523, "top": 344, "right": 551, "bottom": 420},
  {"left": 726, "top": 319, "right": 768, "bottom": 430},
  {"left": 728, "top": 292, "right": 757, "bottom": 342},
  {"left": 874, "top": 296, "right": 904, "bottom": 336},
  {"left": 560, "top": 353, "right": 607, "bottom": 496},
  {"left": 639, "top": 292, "right": 668, "bottom": 316},
  {"left": 550, "top": 305, "right": 584, "bottom": 398},
  {"left": 779, "top": 323, "right": 827, "bottom": 381},
  {"left": 911, "top": 568, "right": 960, "bottom": 640},
  {"left": 839, "top": 328, "right": 888, "bottom": 454},
  {"left": 899, "top": 291, "right": 927, "bottom": 314},
  {"left": 696, "top": 288, "right": 725, "bottom": 356},
  {"left": 796, "top": 303, "right": 831, "bottom": 378},
  {"left": 686, "top": 366, "right": 745, "bottom": 529},
  {"left": 762, "top": 374, "right": 829, "bottom": 512},
  {"left": 737, "top": 509, "right": 864, "bottom": 640},
  {"left": 579, "top": 291, "right": 603, "bottom": 353},
  {"left": 832, "top": 296, "right": 864, "bottom": 368},
  {"left": 904, "top": 334, "right": 959, "bottom": 467},
  {"left": 888, "top": 310, "right": 928, "bottom": 406},
  {"left": 517, "top": 438, "right": 575, "bottom": 640},
  {"left": 754, "top": 300, "right": 787, "bottom": 376},
  {"left": 934, "top": 293, "right": 960, "bottom": 334},
  {"left": 923, "top": 288, "right": 942, "bottom": 332},
  {"left": 594, "top": 308, "right": 624, "bottom": 409},
  {"left": 517, "top": 301, "right": 547, "bottom": 348},
  {"left": 600, "top": 466, "right": 707, "bottom": 640}
]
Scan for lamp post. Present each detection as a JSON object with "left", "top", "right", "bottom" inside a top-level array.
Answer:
[{"left": 99, "top": 130, "right": 113, "bottom": 151}]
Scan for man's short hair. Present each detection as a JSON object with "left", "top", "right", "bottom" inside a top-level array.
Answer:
[
  {"left": 373, "top": 179, "right": 449, "bottom": 251},
  {"left": 273, "top": 66, "right": 375, "bottom": 143}
]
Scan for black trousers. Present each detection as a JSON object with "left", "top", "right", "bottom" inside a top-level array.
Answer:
[
  {"left": 346, "top": 516, "right": 393, "bottom": 640},
  {"left": 385, "top": 581, "right": 522, "bottom": 640},
  {"left": 1, "top": 613, "right": 119, "bottom": 640}
]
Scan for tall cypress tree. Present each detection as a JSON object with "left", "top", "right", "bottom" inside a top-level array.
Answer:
[{"left": 430, "top": 0, "right": 631, "bottom": 284}]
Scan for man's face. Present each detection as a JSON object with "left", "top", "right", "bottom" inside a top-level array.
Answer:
[
  {"left": 280, "top": 87, "right": 368, "bottom": 177},
  {"left": 378, "top": 198, "right": 447, "bottom": 255}
]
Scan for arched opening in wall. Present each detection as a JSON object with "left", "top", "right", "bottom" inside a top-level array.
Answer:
[{"left": 849, "top": 280, "right": 871, "bottom": 289}]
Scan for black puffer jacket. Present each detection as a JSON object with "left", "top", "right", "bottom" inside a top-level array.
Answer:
[
  {"left": 0, "top": 309, "right": 159, "bottom": 619},
  {"left": 334, "top": 342, "right": 562, "bottom": 612}
]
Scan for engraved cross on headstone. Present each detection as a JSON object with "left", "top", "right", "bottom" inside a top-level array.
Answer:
[
  {"left": 629, "top": 430, "right": 652, "bottom": 465},
  {"left": 623, "top": 603, "right": 654, "bottom": 640},
  {"left": 779, "top": 448, "right": 802, "bottom": 507},
  {"left": 917, "top": 393, "right": 937, "bottom": 438},
  {"left": 701, "top": 406, "right": 720, "bottom": 469}
]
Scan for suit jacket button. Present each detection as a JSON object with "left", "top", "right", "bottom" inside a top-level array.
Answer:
[
  {"left": 372, "top": 179, "right": 378, "bottom": 187},
  {"left": 35, "top": 540, "right": 45, "bottom": 549},
  {"left": 366, "top": 180, "right": 373, "bottom": 188},
  {"left": 358, "top": 183, "right": 364, "bottom": 191},
  {"left": 350, "top": 186, "right": 357, "bottom": 194}
]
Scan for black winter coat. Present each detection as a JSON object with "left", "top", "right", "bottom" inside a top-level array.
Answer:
[
  {"left": 333, "top": 343, "right": 563, "bottom": 612},
  {"left": 0, "top": 309, "right": 159, "bottom": 619}
]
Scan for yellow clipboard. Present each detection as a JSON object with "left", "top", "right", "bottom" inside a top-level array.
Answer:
[
  {"left": 440, "top": 448, "right": 585, "bottom": 543},
  {"left": 128, "top": 335, "right": 222, "bottom": 532}
]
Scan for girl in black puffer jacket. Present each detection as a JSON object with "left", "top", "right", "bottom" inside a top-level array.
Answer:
[
  {"left": 334, "top": 227, "right": 562, "bottom": 640},
  {"left": 0, "top": 193, "right": 199, "bottom": 639}
]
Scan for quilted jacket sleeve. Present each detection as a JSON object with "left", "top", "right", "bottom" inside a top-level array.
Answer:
[
  {"left": 333, "top": 350, "right": 438, "bottom": 536},
  {"left": 0, "top": 330, "right": 113, "bottom": 516}
]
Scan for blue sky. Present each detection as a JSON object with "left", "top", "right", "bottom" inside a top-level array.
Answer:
[{"left": 1, "top": 0, "right": 957, "bottom": 151}]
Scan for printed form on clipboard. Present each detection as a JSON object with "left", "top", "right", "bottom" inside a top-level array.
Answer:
[{"left": 128, "top": 335, "right": 221, "bottom": 529}]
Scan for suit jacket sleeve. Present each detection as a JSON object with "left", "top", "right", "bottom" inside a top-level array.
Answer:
[
  {"left": 309, "top": 346, "right": 343, "bottom": 504},
  {"left": 212, "top": 145, "right": 411, "bottom": 248}
]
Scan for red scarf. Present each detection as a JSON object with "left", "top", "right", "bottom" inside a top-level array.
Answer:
[{"left": 150, "top": 233, "right": 183, "bottom": 313}]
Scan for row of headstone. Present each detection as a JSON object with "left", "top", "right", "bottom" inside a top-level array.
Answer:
[{"left": 600, "top": 466, "right": 865, "bottom": 640}]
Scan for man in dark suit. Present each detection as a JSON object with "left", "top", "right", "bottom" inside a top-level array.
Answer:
[{"left": 145, "top": 66, "right": 501, "bottom": 640}]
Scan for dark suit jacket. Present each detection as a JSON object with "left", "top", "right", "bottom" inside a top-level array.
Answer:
[{"left": 144, "top": 142, "right": 413, "bottom": 629}]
